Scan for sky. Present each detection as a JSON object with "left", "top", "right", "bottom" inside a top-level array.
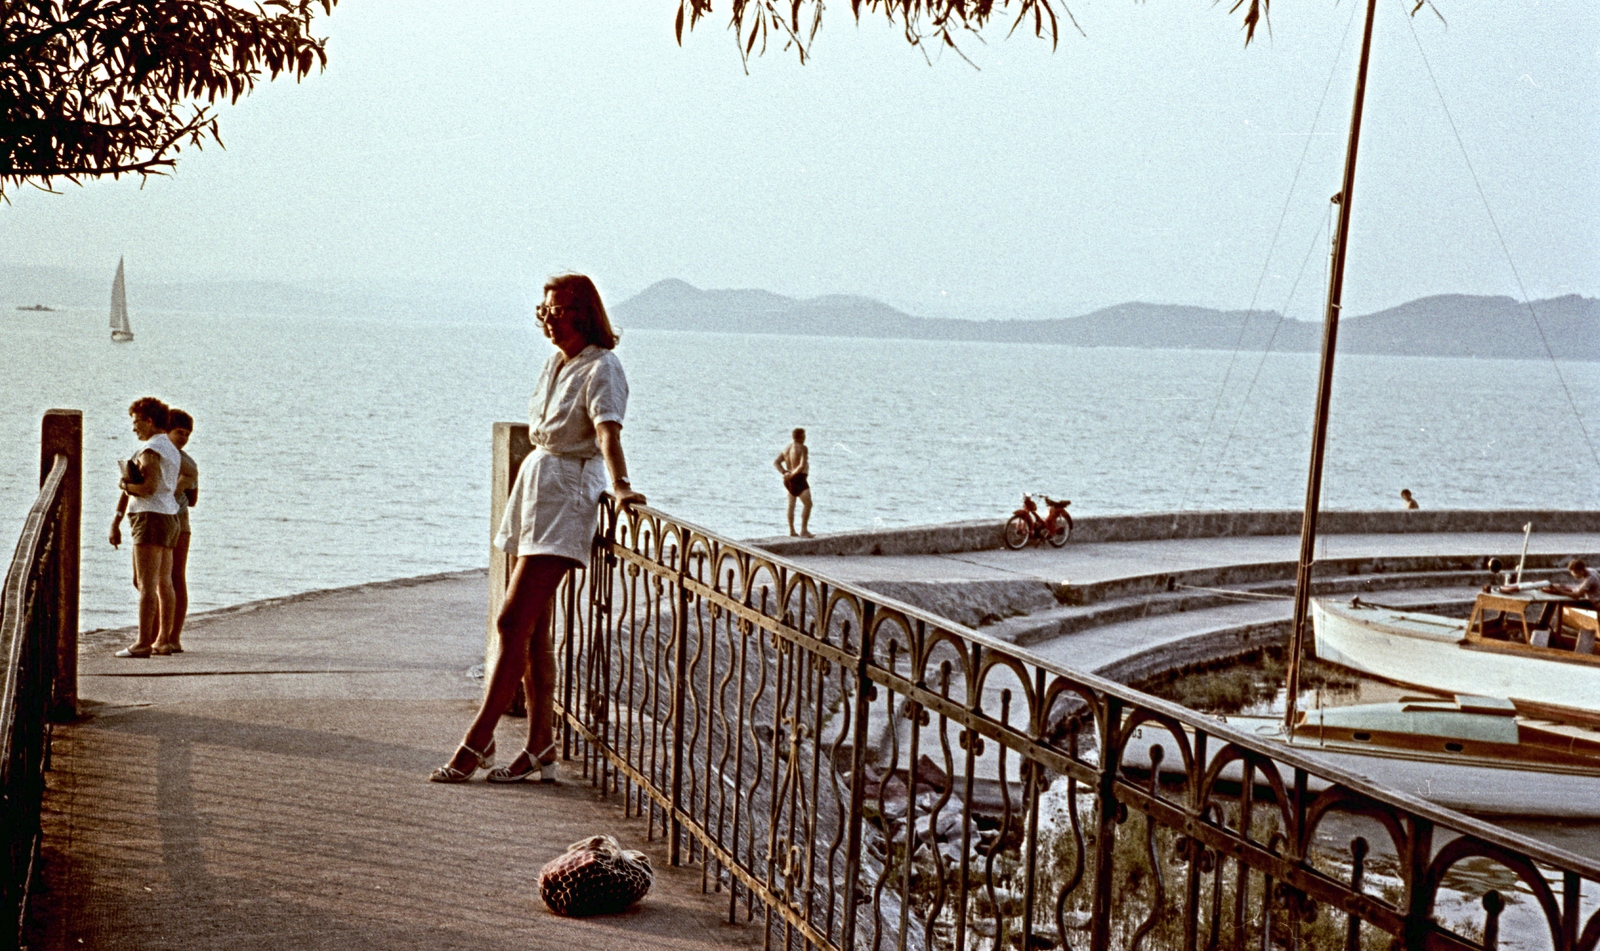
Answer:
[{"left": 0, "top": 0, "right": 1595, "bottom": 321}]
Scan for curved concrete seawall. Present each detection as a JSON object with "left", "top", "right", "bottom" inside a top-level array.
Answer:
[
  {"left": 759, "top": 510, "right": 1600, "bottom": 688},
  {"left": 751, "top": 509, "right": 1600, "bottom": 557}
]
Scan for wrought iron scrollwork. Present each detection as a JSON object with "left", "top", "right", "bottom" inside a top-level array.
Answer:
[{"left": 560, "top": 500, "right": 1600, "bottom": 951}]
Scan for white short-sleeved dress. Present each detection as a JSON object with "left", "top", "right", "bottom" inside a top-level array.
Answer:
[{"left": 494, "top": 345, "right": 628, "bottom": 566}]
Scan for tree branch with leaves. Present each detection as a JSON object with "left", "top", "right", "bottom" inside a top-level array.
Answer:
[
  {"left": 0, "top": 0, "right": 1282, "bottom": 196},
  {"left": 674, "top": 0, "right": 1272, "bottom": 64},
  {"left": 0, "top": 0, "right": 335, "bottom": 196}
]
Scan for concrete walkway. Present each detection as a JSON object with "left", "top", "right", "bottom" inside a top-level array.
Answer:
[
  {"left": 26, "top": 571, "right": 761, "bottom": 951},
  {"left": 783, "top": 529, "right": 1600, "bottom": 681},
  {"left": 787, "top": 531, "right": 1600, "bottom": 590}
]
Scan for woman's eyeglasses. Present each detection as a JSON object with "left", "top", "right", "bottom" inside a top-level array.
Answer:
[{"left": 536, "top": 303, "right": 573, "bottom": 323}]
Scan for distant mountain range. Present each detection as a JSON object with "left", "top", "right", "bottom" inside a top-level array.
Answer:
[
  {"left": 614, "top": 279, "right": 1600, "bottom": 361},
  {"left": 7, "top": 263, "right": 1594, "bottom": 360}
]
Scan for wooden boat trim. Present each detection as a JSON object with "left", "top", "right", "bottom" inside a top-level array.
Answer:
[
  {"left": 1147, "top": 716, "right": 1600, "bottom": 776},
  {"left": 1460, "top": 633, "right": 1600, "bottom": 668},
  {"left": 1288, "top": 740, "right": 1600, "bottom": 775},
  {"left": 1511, "top": 697, "right": 1600, "bottom": 729}
]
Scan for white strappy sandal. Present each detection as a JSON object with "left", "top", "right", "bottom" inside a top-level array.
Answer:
[
  {"left": 428, "top": 740, "right": 496, "bottom": 783},
  {"left": 487, "top": 742, "right": 559, "bottom": 784}
]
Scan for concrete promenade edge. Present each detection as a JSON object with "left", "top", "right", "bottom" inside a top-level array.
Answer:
[{"left": 26, "top": 569, "right": 762, "bottom": 951}]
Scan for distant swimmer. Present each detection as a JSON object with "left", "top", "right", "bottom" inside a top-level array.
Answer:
[
  {"left": 774, "top": 427, "right": 813, "bottom": 538},
  {"left": 1400, "top": 488, "right": 1419, "bottom": 510}
]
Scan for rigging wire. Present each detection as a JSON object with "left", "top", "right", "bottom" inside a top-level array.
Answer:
[
  {"left": 1191, "top": 201, "right": 1334, "bottom": 511},
  {"left": 1169, "top": 0, "right": 1362, "bottom": 516},
  {"left": 1138, "top": 2, "right": 1360, "bottom": 619},
  {"left": 1399, "top": 5, "right": 1600, "bottom": 470}
]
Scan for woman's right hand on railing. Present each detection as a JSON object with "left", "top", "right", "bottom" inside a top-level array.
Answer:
[{"left": 612, "top": 485, "right": 647, "bottom": 508}]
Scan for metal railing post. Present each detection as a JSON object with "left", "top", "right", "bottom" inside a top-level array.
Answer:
[
  {"left": 839, "top": 601, "right": 876, "bottom": 950},
  {"left": 669, "top": 551, "right": 690, "bottom": 865},
  {"left": 487, "top": 422, "right": 531, "bottom": 715},
  {"left": 1401, "top": 817, "right": 1435, "bottom": 951},
  {"left": 41, "top": 410, "right": 80, "bottom": 722},
  {"left": 1090, "top": 694, "right": 1123, "bottom": 951}
]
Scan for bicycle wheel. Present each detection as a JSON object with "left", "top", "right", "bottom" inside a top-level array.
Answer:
[
  {"left": 1003, "top": 515, "right": 1031, "bottom": 550},
  {"left": 1046, "top": 512, "right": 1072, "bottom": 547}
]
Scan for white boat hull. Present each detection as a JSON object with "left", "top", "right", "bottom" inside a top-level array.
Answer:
[
  {"left": 1122, "top": 717, "right": 1600, "bottom": 818},
  {"left": 1311, "top": 599, "right": 1600, "bottom": 712}
]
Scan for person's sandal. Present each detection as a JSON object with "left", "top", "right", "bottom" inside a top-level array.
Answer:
[
  {"left": 114, "top": 646, "right": 152, "bottom": 658},
  {"left": 428, "top": 741, "right": 496, "bottom": 783},
  {"left": 486, "top": 742, "right": 558, "bottom": 784}
]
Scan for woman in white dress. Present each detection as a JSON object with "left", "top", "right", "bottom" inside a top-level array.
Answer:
[{"left": 432, "top": 274, "right": 645, "bottom": 783}]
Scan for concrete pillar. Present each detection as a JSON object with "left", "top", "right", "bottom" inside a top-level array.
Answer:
[
  {"left": 41, "top": 409, "right": 81, "bottom": 721},
  {"left": 487, "top": 422, "right": 531, "bottom": 709}
]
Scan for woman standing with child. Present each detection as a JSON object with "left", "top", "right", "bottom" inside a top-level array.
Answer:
[
  {"left": 109, "top": 397, "right": 185, "bottom": 657},
  {"left": 431, "top": 274, "right": 645, "bottom": 784}
]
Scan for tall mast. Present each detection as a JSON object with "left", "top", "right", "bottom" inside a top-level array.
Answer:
[{"left": 1283, "top": 0, "right": 1381, "bottom": 735}]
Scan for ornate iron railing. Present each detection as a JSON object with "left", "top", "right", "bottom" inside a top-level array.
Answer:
[
  {"left": 2, "top": 460, "right": 67, "bottom": 948},
  {"left": 2, "top": 410, "right": 81, "bottom": 951},
  {"left": 552, "top": 501, "right": 1600, "bottom": 951}
]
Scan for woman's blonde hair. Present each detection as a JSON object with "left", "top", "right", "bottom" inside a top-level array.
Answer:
[{"left": 545, "top": 274, "right": 618, "bottom": 350}]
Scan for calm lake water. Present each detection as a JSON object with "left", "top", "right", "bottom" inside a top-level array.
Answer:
[{"left": 3, "top": 305, "right": 1596, "bottom": 631}]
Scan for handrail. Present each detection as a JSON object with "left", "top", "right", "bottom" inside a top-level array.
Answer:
[
  {"left": 553, "top": 498, "right": 1600, "bottom": 951},
  {"left": 1, "top": 449, "right": 72, "bottom": 951},
  {"left": 0, "top": 454, "right": 67, "bottom": 737}
]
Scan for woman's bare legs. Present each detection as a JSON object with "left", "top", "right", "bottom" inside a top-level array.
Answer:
[
  {"left": 132, "top": 543, "right": 175, "bottom": 652},
  {"left": 441, "top": 555, "right": 569, "bottom": 774},
  {"left": 169, "top": 532, "right": 191, "bottom": 650},
  {"left": 499, "top": 609, "right": 558, "bottom": 775}
]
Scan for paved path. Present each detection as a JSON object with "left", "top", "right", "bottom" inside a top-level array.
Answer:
[
  {"left": 788, "top": 531, "right": 1600, "bottom": 589},
  {"left": 785, "top": 529, "right": 1600, "bottom": 682},
  {"left": 27, "top": 571, "right": 761, "bottom": 951}
]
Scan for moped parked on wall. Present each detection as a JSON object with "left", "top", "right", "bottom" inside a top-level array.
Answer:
[{"left": 1003, "top": 494, "right": 1072, "bottom": 550}]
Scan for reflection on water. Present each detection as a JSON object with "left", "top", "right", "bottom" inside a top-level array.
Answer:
[{"left": 1134, "top": 647, "right": 1420, "bottom": 719}]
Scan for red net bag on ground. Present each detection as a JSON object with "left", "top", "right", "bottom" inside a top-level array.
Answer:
[{"left": 538, "top": 834, "right": 653, "bottom": 917}]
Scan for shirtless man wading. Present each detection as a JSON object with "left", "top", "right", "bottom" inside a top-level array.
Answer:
[{"left": 774, "top": 427, "right": 813, "bottom": 538}]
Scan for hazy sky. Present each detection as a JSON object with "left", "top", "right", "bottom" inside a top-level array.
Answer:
[{"left": 0, "top": 0, "right": 1594, "bottom": 319}]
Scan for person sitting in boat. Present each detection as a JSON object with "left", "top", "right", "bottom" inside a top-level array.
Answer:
[{"left": 1548, "top": 559, "right": 1600, "bottom": 603}]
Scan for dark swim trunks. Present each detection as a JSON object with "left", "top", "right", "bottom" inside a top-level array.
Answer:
[{"left": 784, "top": 472, "right": 809, "bottom": 497}]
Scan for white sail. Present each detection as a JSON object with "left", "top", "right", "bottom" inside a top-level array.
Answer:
[{"left": 109, "top": 257, "right": 133, "bottom": 341}]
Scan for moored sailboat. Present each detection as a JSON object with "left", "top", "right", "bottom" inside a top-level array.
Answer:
[
  {"left": 109, "top": 257, "right": 133, "bottom": 342},
  {"left": 1180, "top": 0, "right": 1600, "bottom": 817},
  {"left": 1121, "top": 695, "right": 1600, "bottom": 818},
  {"left": 1312, "top": 594, "right": 1600, "bottom": 712}
]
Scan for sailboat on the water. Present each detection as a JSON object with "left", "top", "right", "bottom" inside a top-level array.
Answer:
[
  {"left": 1122, "top": 0, "right": 1600, "bottom": 818},
  {"left": 109, "top": 257, "right": 133, "bottom": 342}
]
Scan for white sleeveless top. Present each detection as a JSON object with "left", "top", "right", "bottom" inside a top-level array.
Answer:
[{"left": 126, "top": 433, "right": 182, "bottom": 515}]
